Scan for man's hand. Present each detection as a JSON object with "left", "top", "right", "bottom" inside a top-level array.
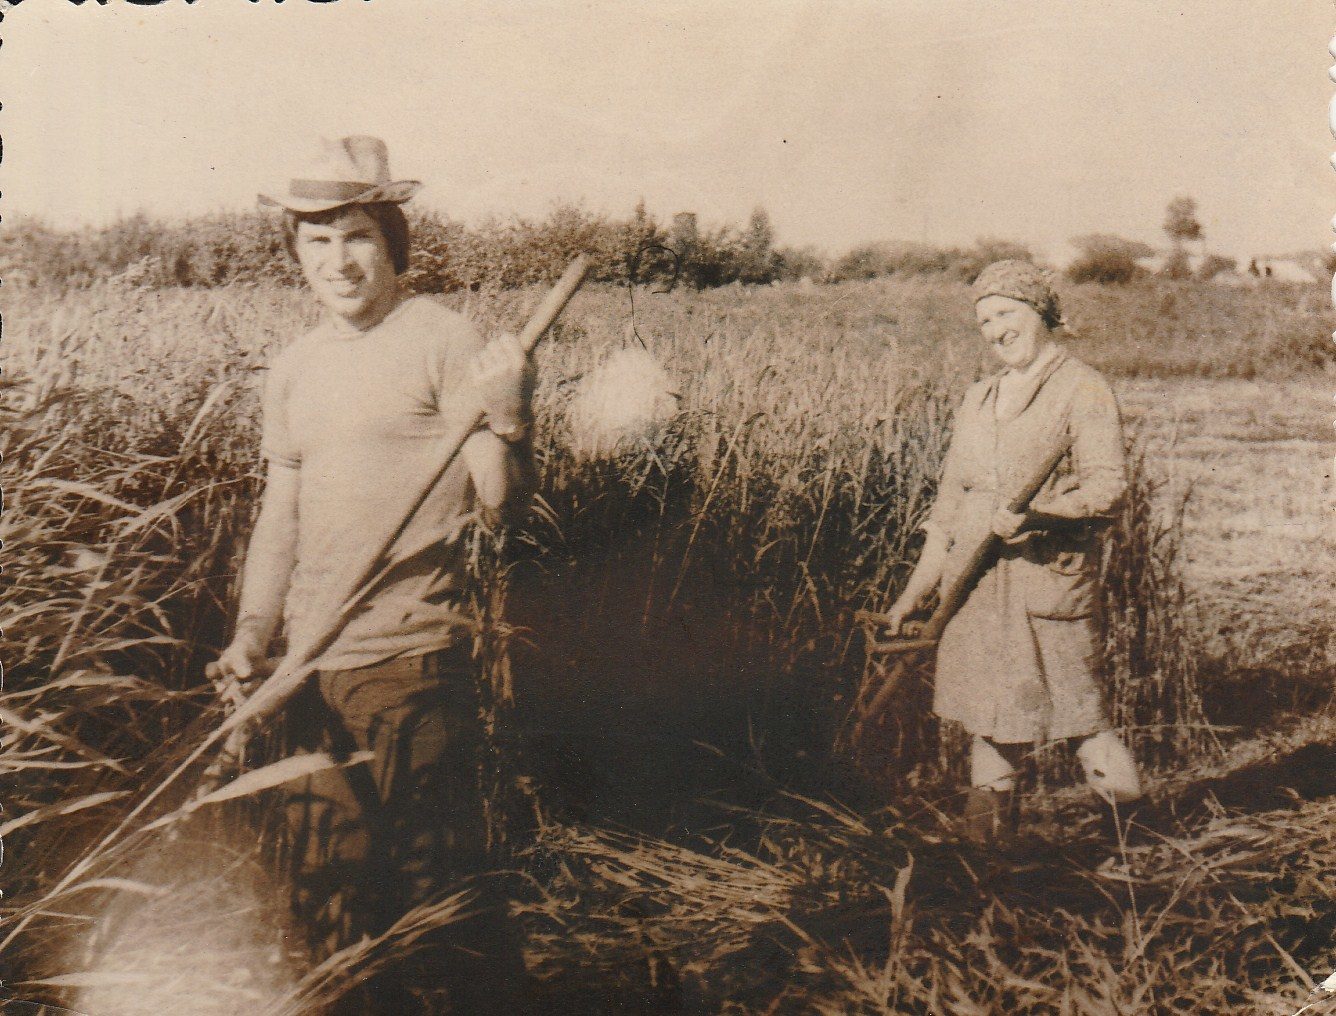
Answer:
[
  {"left": 991, "top": 507, "right": 1029, "bottom": 542},
  {"left": 471, "top": 332, "right": 535, "bottom": 437}
]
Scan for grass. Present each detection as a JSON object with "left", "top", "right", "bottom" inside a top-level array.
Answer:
[
  {"left": 1062, "top": 278, "right": 1334, "bottom": 379},
  {"left": 1116, "top": 376, "right": 1336, "bottom": 740},
  {"left": 2, "top": 272, "right": 1331, "bottom": 1013}
]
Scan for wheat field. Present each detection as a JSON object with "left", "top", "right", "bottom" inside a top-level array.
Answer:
[{"left": 4, "top": 273, "right": 1334, "bottom": 1014}]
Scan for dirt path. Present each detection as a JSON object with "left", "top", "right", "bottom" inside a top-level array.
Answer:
[{"left": 1117, "top": 377, "right": 1335, "bottom": 670}]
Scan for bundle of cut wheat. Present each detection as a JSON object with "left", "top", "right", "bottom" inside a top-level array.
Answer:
[{"left": 566, "top": 345, "right": 681, "bottom": 459}]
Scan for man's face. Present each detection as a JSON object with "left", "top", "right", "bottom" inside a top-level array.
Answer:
[
  {"left": 975, "top": 294, "right": 1047, "bottom": 372},
  {"left": 294, "top": 207, "right": 398, "bottom": 329}
]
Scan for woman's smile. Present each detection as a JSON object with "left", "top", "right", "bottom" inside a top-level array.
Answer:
[{"left": 976, "top": 294, "right": 1046, "bottom": 371}]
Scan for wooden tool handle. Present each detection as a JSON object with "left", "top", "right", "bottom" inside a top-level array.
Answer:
[
  {"left": 1004, "top": 434, "right": 1072, "bottom": 515},
  {"left": 220, "top": 256, "right": 592, "bottom": 738},
  {"left": 843, "top": 437, "right": 1074, "bottom": 750},
  {"left": 920, "top": 435, "right": 1071, "bottom": 640},
  {"left": 518, "top": 255, "right": 591, "bottom": 353},
  {"left": 862, "top": 435, "right": 1073, "bottom": 651}
]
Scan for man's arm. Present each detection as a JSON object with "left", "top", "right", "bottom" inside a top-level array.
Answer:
[
  {"left": 212, "top": 462, "right": 299, "bottom": 681},
  {"left": 461, "top": 330, "right": 537, "bottom": 529},
  {"left": 462, "top": 430, "right": 537, "bottom": 529}
]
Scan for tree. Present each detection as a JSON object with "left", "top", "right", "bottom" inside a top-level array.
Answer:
[
  {"left": 1163, "top": 196, "right": 1202, "bottom": 246},
  {"left": 1196, "top": 254, "right": 1237, "bottom": 281},
  {"left": 829, "top": 243, "right": 893, "bottom": 282},
  {"left": 1161, "top": 248, "right": 1193, "bottom": 280},
  {"left": 737, "top": 206, "right": 780, "bottom": 284},
  {"left": 775, "top": 244, "right": 828, "bottom": 282},
  {"left": 620, "top": 199, "right": 675, "bottom": 288},
  {"left": 955, "top": 238, "right": 1035, "bottom": 283},
  {"left": 1066, "top": 234, "right": 1155, "bottom": 285},
  {"left": 630, "top": 198, "right": 656, "bottom": 246},
  {"left": 690, "top": 224, "right": 743, "bottom": 288}
]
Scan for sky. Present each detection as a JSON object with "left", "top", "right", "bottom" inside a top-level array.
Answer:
[{"left": 1, "top": 0, "right": 1331, "bottom": 263}]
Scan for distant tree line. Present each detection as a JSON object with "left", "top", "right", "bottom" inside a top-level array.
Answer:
[
  {"left": 4, "top": 202, "right": 1036, "bottom": 293},
  {"left": 825, "top": 238, "right": 1036, "bottom": 284},
  {"left": 3, "top": 194, "right": 1302, "bottom": 293},
  {"left": 3, "top": 202, "right": 806, "bottom": 293},
  {"left": 1064, "top": 233, "right": 1241, "bottom": 285}
]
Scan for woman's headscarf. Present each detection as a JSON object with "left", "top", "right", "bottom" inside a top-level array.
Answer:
[{"left": 971, "top": 259, "right": 1065, "bottom": 330}]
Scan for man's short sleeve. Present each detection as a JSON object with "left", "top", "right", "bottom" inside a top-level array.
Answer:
[
  {"left": 426, "top": 303, "right": 486, "bottom": 402},
  {"left": 259, "top": 353, "right": 301, "bottom": 469}
]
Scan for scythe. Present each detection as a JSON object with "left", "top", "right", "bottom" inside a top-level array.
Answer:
[
  {"left": 838, "top": 433, "right": 1074, "bottom": 754},
  {"left": 33, "top": 257, "right": 592, "bottom": 909}
]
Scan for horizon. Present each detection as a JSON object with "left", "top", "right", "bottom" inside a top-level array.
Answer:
[
  {"left": 4, "top": 200, "right": 1314, "bottom": 275},
  {"left": 1, "top": 1, "right": 1329, "bottom": 266}
]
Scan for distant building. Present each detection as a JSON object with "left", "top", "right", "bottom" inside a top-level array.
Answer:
[
  {"left": 670, "top": 212, "right": 699, "bottom": 256},
  {"left": 1250, "top": 257, "right": 1322, "bottom": 284}
]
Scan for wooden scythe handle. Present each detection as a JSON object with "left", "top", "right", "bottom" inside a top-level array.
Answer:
[
  {"left": 225, "top": 255, "right": 591, "bottom": 735},
  {"left": 841, "top": 435, "right": 1074, "bottom": 750},
  {"left": 861, "top": 433, "right": 1073, "bottom": 653},
  {"left": 915, "top": 434, "right": 1073, "bottom": 644}
]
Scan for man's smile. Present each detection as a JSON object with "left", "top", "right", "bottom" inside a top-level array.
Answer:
[{"left": 325, "top": 276, "right": 364, "bottom": 295}]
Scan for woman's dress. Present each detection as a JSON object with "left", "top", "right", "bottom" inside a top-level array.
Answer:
[{"left": 925, "top": 348, "right": 1127, "bottom": 744}]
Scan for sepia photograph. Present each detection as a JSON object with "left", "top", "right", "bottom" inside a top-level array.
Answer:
[{"left": 1, "top": 1, "right": 1333, "bottom": 1013}]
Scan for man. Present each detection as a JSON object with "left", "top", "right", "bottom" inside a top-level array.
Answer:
[{"left": 212, "top": 136, "right": 535, "bottom": 1011}]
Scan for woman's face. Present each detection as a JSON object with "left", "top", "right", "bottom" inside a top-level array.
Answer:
[{"left": 975, "top": 294, "right": 1048, "bottom": 371}]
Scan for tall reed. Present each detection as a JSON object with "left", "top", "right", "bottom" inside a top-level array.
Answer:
[{"left": 4, "top": 277, "right": 1223, "bottom": 1012}]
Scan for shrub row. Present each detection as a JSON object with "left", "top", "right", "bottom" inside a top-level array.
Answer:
[
  {"left": 4, "top": 204, "right": 798, "bottom": 293},
  {"left": 6, "top": 204, "right": 1049, "bottom": 294}
]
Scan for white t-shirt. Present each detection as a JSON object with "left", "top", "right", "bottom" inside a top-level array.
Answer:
[{"left": 261, "top": 294, "right": 502, "bottom": 672}]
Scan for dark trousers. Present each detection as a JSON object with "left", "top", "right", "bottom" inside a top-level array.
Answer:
[{"left": 284, "top": 647, "right": 526, "bottom": 1013}]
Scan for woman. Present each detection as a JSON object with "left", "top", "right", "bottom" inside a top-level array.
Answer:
[{"left": 883, "top": 260, "right": 1141, "bottom": 843}]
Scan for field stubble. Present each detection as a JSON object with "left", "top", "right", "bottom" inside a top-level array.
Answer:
[
  {"left": 3, "top": 275, "right": 1333, "bottom": 1013},
  {"left": 1118, "top": 377, "right": 1335, "bottom": 672}
]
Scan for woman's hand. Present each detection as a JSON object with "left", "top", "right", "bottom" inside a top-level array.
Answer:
[
  {"left": 879, "top": 594, "right": 924, "bottom": 638},
  {"left": 471, "top": 332, "right": 535, "bottom": 437},
  {"left": 207, "top": 632, "right": 269, "bottom": 709},
  {"left": 991, "top": 507, "right": 1029, "bottom": 542}
]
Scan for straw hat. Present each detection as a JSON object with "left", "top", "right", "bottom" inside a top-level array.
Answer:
[{"left": 258, "top": 135, "right": 421, "bottom": 213}]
